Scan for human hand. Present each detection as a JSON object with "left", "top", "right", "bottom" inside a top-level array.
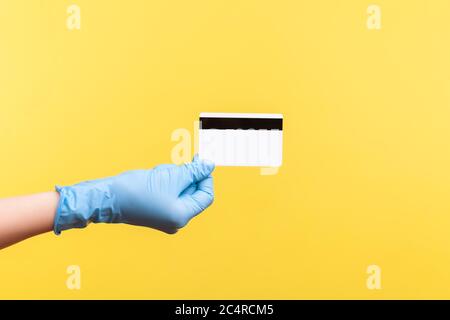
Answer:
[{"left": 54, "top": 156, "right": 215, "bottom": 234}]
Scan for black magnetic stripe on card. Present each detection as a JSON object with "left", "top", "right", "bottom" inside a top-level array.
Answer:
[{"left": 199, "top": 117, "right": 283, "bottom": 130}]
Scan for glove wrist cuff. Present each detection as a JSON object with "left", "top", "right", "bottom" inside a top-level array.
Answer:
[{"left": 53, "top": 183, "right": 121, "bottom": 235}]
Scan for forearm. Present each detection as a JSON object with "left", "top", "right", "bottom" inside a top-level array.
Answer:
[{"left": 0, "top": 192, "right": 58, "bottom": 250}]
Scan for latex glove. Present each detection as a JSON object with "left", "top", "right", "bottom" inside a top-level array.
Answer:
[{"left": 54, "top": 157, "right": 215, "bottom": 234}]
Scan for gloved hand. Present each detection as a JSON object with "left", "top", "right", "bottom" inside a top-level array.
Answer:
[{"left": 54, "top": 156, "right": 215, "bottom": 234}]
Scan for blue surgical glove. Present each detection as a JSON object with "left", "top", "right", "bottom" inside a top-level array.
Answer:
[{"left": 54, "top": 157, "right": 215, "bottom": 234}]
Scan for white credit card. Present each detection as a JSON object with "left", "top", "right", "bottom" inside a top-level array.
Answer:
[{"left": 198, "top": 112, "right": 283, "bottom": 167}]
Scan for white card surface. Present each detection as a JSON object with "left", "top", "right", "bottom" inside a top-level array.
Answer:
[{"left": 198, "top": 113, "right": 283, "bottom": 167}]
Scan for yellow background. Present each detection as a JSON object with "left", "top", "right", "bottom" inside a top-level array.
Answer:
[{"left": 0, "top": 0, "right": 450, "bottom": 299}]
